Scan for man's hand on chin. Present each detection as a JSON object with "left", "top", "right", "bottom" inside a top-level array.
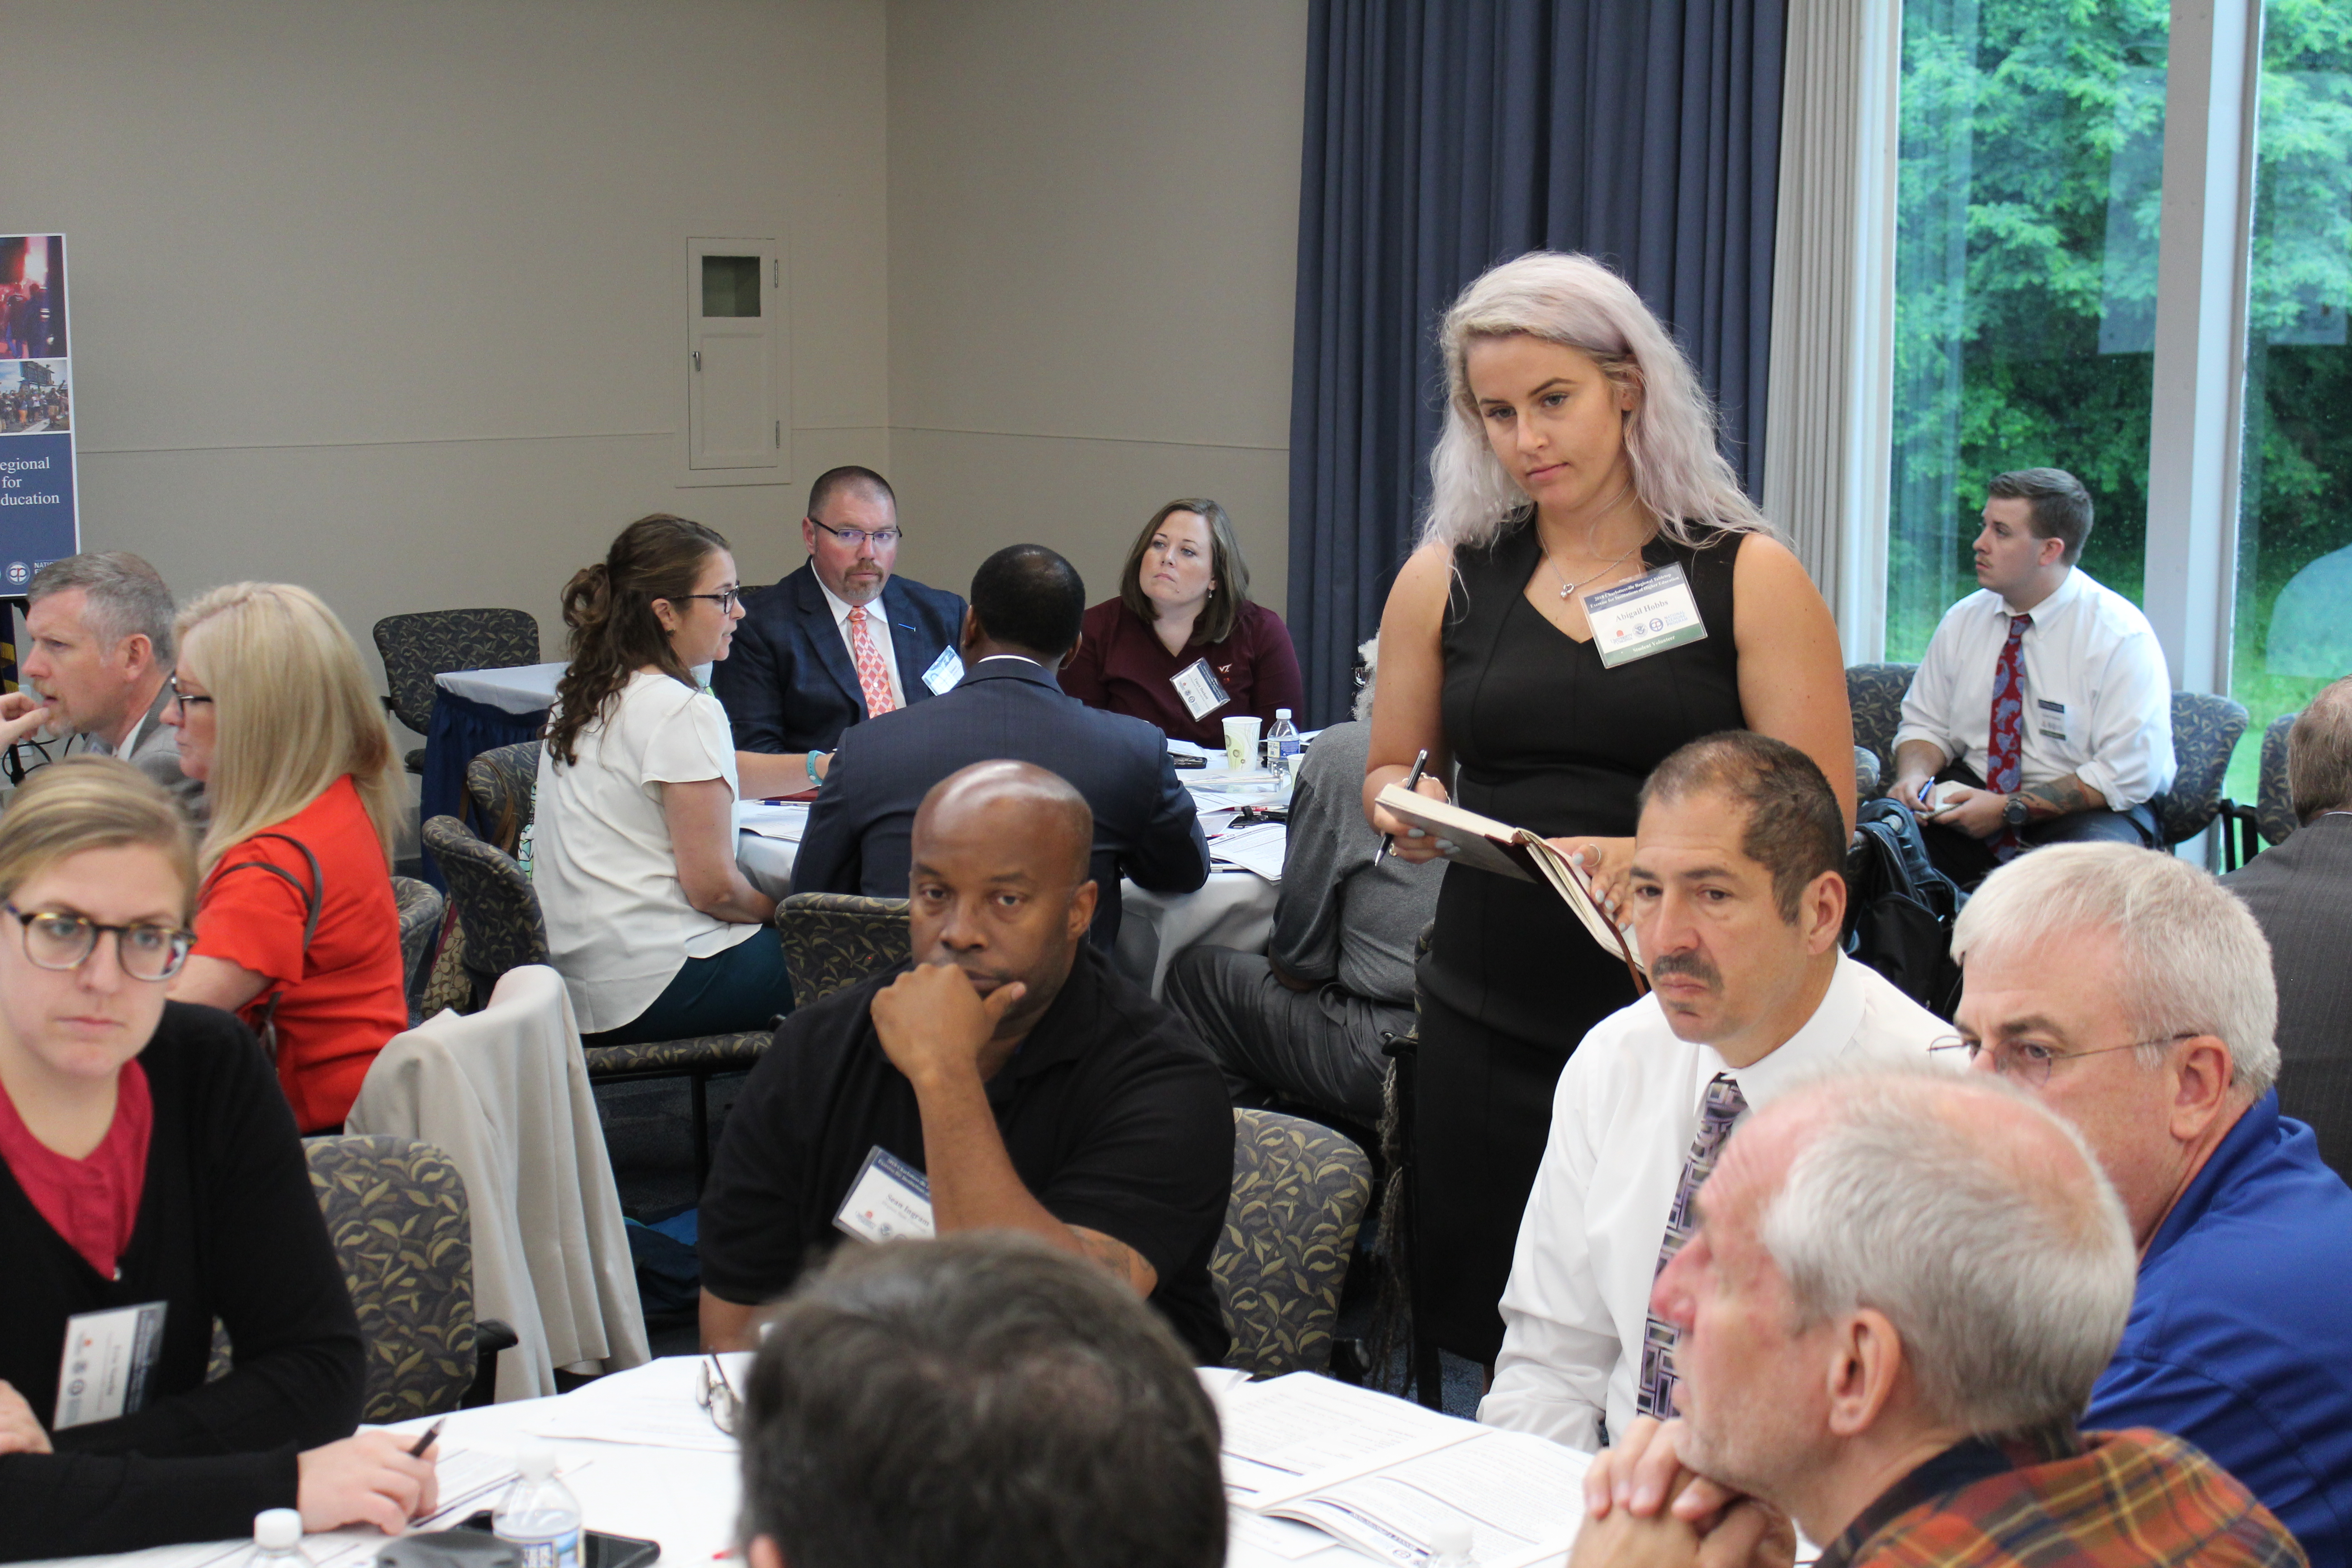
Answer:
[{"left": 871, "top": 960, "right": 1024, "bottom": 1089}]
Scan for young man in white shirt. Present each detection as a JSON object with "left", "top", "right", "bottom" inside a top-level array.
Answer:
[
  {"left": 1891, "top": 467, "right": 2173, "bottom": 889},
  {"left": 1478, "top": 731, "right": 1948, "bottom": 1451}
]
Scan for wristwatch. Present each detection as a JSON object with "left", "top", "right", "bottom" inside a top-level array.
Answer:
[{"left": 2002, "top": 794, "right": 2032, "bottom": 828}]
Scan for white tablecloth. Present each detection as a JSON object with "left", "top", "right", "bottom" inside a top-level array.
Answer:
[
  {"left": 436, "top": 661, "right": 567, "bottom": 715},
  {"left": 16, "top": 1358, "right": 1395, "bottom": 1568},
  {"left": 1117, "top": 871, "right": 1279, "bottom": 997}
]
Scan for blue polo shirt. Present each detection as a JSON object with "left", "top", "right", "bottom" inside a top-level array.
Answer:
[{"left": 2086, "top": 1090, "right": 2352, "bottom": 1562}]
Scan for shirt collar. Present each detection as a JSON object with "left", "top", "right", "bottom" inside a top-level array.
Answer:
[
  {"left": 1818, "top": 1427, "right": 2082, "bottom": 1568},
  {"left": 980, "top": 946, "right": 1107, "bottom": 1107},
  {"left": 815, "top": 575, "right": 888, "bottom": 630},
  {"left": 1999, "top": 566, "right": 2087, "bottom": 621},
  {"left": 113, "top": 677, "right": 176, "bottom": 759},
  {"left": 1713, "top": 955, "right": 1867, "bottom": 1107}
]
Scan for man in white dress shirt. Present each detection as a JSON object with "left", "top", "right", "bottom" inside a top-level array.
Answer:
[
  {"left": 1479, "top": 731, "right": 1948, "bottom": 1451},
  {"left": 1891, "top": 467, "right": 2173, "bottom": 889}
]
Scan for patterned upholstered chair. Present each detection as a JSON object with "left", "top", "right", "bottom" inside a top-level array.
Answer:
[
  {"left": 774, "top": 892, "right": 912, "bottom": 1003},
  {"left": 1846, "top": 662, "right": 1919, "bottom": 789},
  {"left": 1852, "top": 745, "right": 1882, "bottom": 802},
  {"left": 421, "top": 814, "right": 770, "bottom": 1184},
  {"left": 373, "top": 608, "right": 541, "bottom": 772},
  {"left": 1213, "top": 1109, "right": 1374, "bottom": 1377},
  {"left": 2258, "top": 711, "right": 2300, "bottom": 848},
  {"left": 211, "top": 1137, "right": 517, "bottom": 1416},
  {"left": 2150, "top": 690, "right": 2249, "bottom": 848},
  {"left": 464, "top": 740, "right": 541, "bottom": 855},
  {"left": 390, "top": 875, "right": 446, "bottom": 1026}
]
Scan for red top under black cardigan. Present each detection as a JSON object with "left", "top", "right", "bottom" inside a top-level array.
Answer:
[{"left": 1059, "top": 597, "right": 1305, "bottom": 748}]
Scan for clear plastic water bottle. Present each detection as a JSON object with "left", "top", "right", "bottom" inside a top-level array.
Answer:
[
  {"left": 1267, "top": 708, "right": 1301, "bottom": 780},
  {"left": 245, "top": 1509, "right": 306, "bottom": 1568},
  {"left": 494, "top": 1442, "right": 583, "bottom": 1568}
]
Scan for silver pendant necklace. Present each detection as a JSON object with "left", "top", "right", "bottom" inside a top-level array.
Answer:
[{"left": 1545, "top": 537, "right": 1641, "bottom": 600}]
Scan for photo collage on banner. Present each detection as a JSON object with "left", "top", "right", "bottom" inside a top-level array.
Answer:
[{"left": 2, "top": 234, "right": 78, "bottom": 597}]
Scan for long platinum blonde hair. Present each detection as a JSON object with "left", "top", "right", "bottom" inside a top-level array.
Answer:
[
  {"left": 176, "top": 582, "right": 402, "bottom": 872},
  {"left": 1423, "top": 251, "right": 1769, "bottom": 552}
]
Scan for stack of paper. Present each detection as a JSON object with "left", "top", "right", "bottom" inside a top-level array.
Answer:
[
  {"left": 738, "top": 801, "right": 811, "bottom": 842},
  {"left": 1213, "top": 1374, "right": 1591, "bottom": 1567},
  {"left": 1209, "top": 822, "right": 1288, "bottom": 882}
]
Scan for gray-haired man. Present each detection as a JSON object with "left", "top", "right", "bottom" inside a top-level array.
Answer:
[{"left": 2, "top": 554, "right": 201, "bottom": 812}]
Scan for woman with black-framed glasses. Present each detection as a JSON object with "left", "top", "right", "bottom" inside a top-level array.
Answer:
[
  {"left": 0, "top": 757, "right": 443, "bottom": 1558},
  {"left": 537, "top": 514, "right": 797, "bottom": 1044}
]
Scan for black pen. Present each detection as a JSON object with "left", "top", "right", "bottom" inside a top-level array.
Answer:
[
  {"left": 1380, "top": 749, "right": 1430, "bottom": 860},
  {"left": 407, "top": 1418, "right": 445, "bottom": 1459}
]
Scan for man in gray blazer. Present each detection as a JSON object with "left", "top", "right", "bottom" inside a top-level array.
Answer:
[
  {"left": 2224, "top": 674, "right": 2352, "bottom": 1180},
  {"left": 2, "top": 553, "right": 203, "bottom": 815}
]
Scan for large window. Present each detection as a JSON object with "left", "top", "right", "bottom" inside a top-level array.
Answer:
[
  {"left": 2229, "top": 0, "right": 2352, "bottom": 800},
  {"left": 1888, "top": 0, "right": 2171, "bottom": 660}
]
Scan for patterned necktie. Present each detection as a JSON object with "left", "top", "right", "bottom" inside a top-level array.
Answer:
[
  {"left": 1637, "top": 1073, "right": 1749, "bottom": 1420},
  {"left": 1985, "top": 612, "right": 2032, "bottom": 859},
  {"left": 847, "top": 605, "right": 897, "bottom": 718}
]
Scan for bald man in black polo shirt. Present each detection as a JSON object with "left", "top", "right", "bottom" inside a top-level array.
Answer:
[{"left": 698, "top": 760, "right": 1236, "bottom": 1361}]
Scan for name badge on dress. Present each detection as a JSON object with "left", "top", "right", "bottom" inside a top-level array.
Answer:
[
  {"left": 1581, "top": 561, "right": 1709, "bottom": 669},
  {"left": 54, "top": 1300, "right": 167, "bottom": 1431},
  {"left": 833, "top": 1146, "right": 936, "bottom": 1243},
  {"left": 921, "top": 647, "right": 965, "bottom": 695},
  {"left": 2035, "top": 697, "right": 2067, "bottom": 741},
  {"left": 1170, "top": 657, "right": 1231, "bottom": 722}
]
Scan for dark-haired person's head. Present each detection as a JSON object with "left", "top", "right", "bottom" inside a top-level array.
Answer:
[
  {"left": 1632, "top": 732, "right": 1849, "bottom": 1056},
  {"left": 964, "top": 545, "right": 1086, "bottom": 666},
  {"left": 910, "top": 761, "right": 1098, "bottom": 1045},
  {"left": 2287, "top": 674, "right": 2352, "bottom": 822},
  {"left": 1118, "top": 499, "right": 1253, "bottom": 646},
  {"left": 735, "top": 1234, "right": 1225, "bottom": 1568},
  {"left": 548, "top": 513, "right": 737, "bottom": 767},
  {"left": 802, "top": 466, "right": 900, "bottom": 607},
  {"left": 1978, "top": 468, "right": 2094, "bottom": 601}
]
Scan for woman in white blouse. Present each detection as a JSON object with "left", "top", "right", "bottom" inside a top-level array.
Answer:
[{"left": 535, "top": 514, "right": 799, "bottom": 1042}]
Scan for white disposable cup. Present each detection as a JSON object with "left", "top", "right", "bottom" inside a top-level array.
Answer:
[{"left": 1223, "top": 716, "right": 1263, "bottom": 771}]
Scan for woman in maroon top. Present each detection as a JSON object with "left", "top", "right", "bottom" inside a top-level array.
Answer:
[{"left": 1060, "top": 498, "right": 1304, "bottom": 747}]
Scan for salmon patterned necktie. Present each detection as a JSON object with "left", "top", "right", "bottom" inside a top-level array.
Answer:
[
  {"left": 848, "top": 605, "right": 897, "bottom": 718},
  {"left": 1986, "top": 612, "right": 2032, "bottom": 859}
]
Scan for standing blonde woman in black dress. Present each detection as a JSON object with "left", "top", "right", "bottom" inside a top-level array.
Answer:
[{"left": 1365, "top": 252, "right": 1854, "bottom": 1367}]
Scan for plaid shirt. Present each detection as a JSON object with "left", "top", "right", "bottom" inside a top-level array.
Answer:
[{"left": 1819, "top": 1425, "right": 2308, "bottom": 1568}]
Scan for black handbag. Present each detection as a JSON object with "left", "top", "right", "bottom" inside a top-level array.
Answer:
[{"left": 1843, "top": 797, "right": 1966, "bottom": 1019}]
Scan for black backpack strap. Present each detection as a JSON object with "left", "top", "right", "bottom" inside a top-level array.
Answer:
[{"left": 203, "top": 832, "right": 323, "bottom": 1060}]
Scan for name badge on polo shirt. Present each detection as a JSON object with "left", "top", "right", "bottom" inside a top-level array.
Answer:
[
  {"left": 2035, "top": 697, "right": 2067, "bottom": 740},
  {"left": 54, "top": 1301, "right": 167, "bottom": 1431},
  {"left": 834, "top": 1147, "right": 936, "bottom": 1243},
  {"left": 921, "top": 647, "right": 965, "bottom": 695},
  {"left": 1171, "top": 658, "right": 1231, "bottom": 722},
  {"left": 1581, "top": 561, "right": 1709, "bottom": 669}
]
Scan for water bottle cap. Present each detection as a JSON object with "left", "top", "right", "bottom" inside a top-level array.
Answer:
[
  {"left": 516, "top": 1440, "right": 559, "bottom": 1480},
  {"left": 1275, "top": 709, "right": 1291, "bottom": 719},
  {"left": 254, "top": 1509, "right": 302, "bottom": 1549},
  {"left": 1430, "top": 1521, "right": 1473, "bottom": 1556}
]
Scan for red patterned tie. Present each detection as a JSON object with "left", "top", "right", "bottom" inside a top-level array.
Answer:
[
  {"left": 847, "top": 606, "right": 897, "bottom": 719},
  {"left": 1986, "top": 613, "right": 2032, "bottom": 859}
]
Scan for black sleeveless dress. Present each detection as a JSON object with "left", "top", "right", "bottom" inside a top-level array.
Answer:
[{"left": 1416, "top": 518, "right": 1748, "bottom": 1362}]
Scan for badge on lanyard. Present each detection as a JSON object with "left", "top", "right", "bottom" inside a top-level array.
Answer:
[
  {"left": 1170, "top": 657, "right": 1231, "bottom": 722},
  {"left": 1581, "top": 561, "right": 1709, "bottom": 669},
  {"left": 54, "top": 1301, "right": 168, "bottom": 1430},
  {"left": 833, "top": 1146, "right": 936, "bottom": 1243},
  {"left": 921, "top": 647, "right": 965, "bottom": 695}
]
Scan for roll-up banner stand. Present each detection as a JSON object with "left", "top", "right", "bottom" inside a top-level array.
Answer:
[{"left": 1, "top": 234, "right": 77, "bottom": 693}]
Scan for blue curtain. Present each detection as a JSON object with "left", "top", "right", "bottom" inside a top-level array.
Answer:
[{"left": 1286, "top": 0, "right": 1788, "bottom": 724}]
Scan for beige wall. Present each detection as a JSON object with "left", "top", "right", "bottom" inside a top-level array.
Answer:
[
  {"left": 884, "top": 0, "right": 1308, "bottom": 612},
  {"left": 14, "top": 0, "right": 892, "bottom": 748},
  {"left": 10, "top": 0, "right": 1309, "bottom": 754}
]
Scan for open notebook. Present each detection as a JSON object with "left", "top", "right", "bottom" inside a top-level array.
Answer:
[{"left": 1375, "top": 785, "right": 1646, "bottom": 990}]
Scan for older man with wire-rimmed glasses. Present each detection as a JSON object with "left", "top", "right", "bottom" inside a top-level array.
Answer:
[{"left": 1949, "top": 842, "right": 2352, "bottom": 1564}]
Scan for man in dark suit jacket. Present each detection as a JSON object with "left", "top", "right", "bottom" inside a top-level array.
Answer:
[
  {"left": 794, "top": 544, "right": 1210, "bottom": 949},
  {"left": 710, "top": 466, "right": 966, "bottom": 773},
  {"left": 2224, "top": 675, "right": 2352, "bottom": 1181}
]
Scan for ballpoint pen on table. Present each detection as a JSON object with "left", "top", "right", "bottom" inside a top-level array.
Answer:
[{"left": 407, "top": 1418, "right": 446, "bottom": 1459}]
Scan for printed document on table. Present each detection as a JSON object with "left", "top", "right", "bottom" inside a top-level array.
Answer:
[
  {"left": 527, "top": 1352, "right": 751, "bottom": 1452},
  {"left": 1215, "top": 1374, "right": 1465, "bottom": 1501},
  {"left": 1254, "top": 1426, "right": 1591, "bottom": 1568},
  {"left": 738, "top": 801, "right": 810, "bottom": 842},
  {"left": 1210, "top": 823, "right": 1288, "bottom": 882}
]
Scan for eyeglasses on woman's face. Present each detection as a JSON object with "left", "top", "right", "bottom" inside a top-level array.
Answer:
[
  {"left": 4, "top": 903, "right": 196, "bottom": 982},
  {"left": 168, "top": 673, "right": 215, "bottom": 712},
  {"left": 671, "top": 588, "right": 744, "bottom": 614}
]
